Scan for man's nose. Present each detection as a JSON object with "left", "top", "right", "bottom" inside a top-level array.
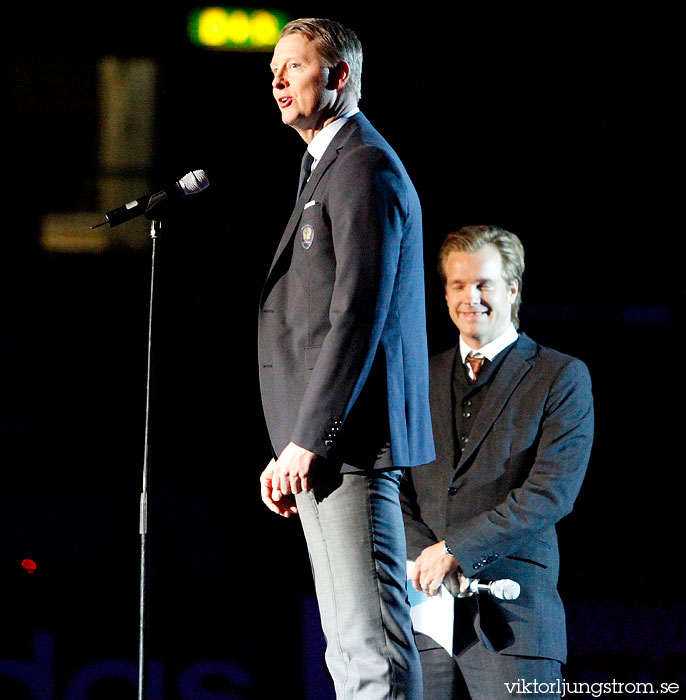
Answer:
[
  {"left": 467, "top": 285, "right": 481, "bottom": 304},
  {"left": 272, "top": 69, "right": 287, "bottom": 89}
]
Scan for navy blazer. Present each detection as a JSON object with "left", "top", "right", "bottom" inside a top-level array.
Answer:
[
  {"left": 258, "top": 113, "right": 435, "bottom": 469},
  {"left": 401, "top": 334, "right": 594, "bottom": 662}
]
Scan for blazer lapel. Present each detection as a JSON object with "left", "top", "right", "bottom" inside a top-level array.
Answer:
[
  {"left": 432, "top": 347, "right": 458, "bottom": 458},
  {"left": 262, "top": 121, "right": 356, "bottom": 289},
  {"left": 453, "top": 335, "right": 537, "bottom": 475}
]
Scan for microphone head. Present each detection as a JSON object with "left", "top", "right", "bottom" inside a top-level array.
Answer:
[
  {"left": 490, "top": 579, "right": 521, "bottom": 600},
  {"left": 179, "top": 170, "right": 209, "bottom": 195}
]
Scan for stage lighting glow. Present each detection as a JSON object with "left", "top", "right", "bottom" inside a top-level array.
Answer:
[
  {"left": 22, "top": 558, "right": 37, "bottom": 574},
  {"left": 188, "top": 7, "right": 288, "bottom": 51}
]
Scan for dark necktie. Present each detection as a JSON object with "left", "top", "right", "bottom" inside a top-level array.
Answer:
[
  {"left": 466, "top": 354, "right": 485, "bottom": 383},
  {"left": 297, "top": 150, "right": 314, "bottom": 198}
]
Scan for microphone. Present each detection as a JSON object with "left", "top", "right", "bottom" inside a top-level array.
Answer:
[
  {"left": 91, "top": 170, "right": 209, "bottom": 229},
  {"left": 457, "top": 578, "right": 521, "bottom": 600}
]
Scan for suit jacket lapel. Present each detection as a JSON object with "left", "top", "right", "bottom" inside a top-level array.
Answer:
[
  {"left": 432, "top": 348, "right": 459, "bottom": 533},
  {"left": 454, "top": 335, "right": 537, "bottom": 475},
  {"left": 263, "top": 120, "right": 357, "bottom": 286},
  {"left": 431, "top": 347, "right": 458, "bottom": 464}
]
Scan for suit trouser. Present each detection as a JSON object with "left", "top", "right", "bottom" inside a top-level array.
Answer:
[
  {"left": 295, "top": 470, "right": 422, "bottom": 700},
  {"left": 418, "top": 636, "right": 562, "bottom": 700}
]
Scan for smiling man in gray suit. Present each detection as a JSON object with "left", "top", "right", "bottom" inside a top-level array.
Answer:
[
  {"left": 258, "top": 18, "right": 434, "bottom": 700},
  {"left": 401, "top": 226, "right": 594, "bottom": 699}
]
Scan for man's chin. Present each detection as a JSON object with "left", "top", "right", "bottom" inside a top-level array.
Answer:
[
  {"left": 457, "top": 325, "right": 493, "bottom": 347},
  {"left": 458, "top": 321, "right": 488, "bottom": 336}
]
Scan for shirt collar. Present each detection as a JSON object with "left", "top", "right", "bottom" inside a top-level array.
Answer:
[
  {"left": 307, "top": 108, "right": 360, "bottom": 167},
  {"left": 459, "top": 323, "right": 519, "bottom": 363}
]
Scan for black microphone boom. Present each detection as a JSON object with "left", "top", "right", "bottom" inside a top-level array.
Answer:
[{"left": 91, "top": 170, "right": 209, "bottom": 229}]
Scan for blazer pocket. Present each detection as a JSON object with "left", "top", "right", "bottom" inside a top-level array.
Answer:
[
  {"left": 301, "top": 200, "right": 322, "bottom": 216},
  {"left": 305, "top": 345, "right": 322, "bottom": 370},
  {"left": 297, "top": 204, "right": 325, "bottom": 253},
  {"left": 505, "top": 555, "right": 547, "bottom": 569},
  {"left": 299, "top": 202, "right": 323, "bottom": 228}
]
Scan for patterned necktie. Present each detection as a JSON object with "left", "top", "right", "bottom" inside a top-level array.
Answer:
[
  {"left": 297, "top": 150, "right": 314, "bottom": 198},
  {"left": 466, "top": 354, "right": 485, "bottom": 383}
]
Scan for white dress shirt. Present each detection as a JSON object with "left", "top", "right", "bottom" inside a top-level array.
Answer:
[
  {"left": 459, "top": 323, "right": 519, "bottom": 381},
  {"left": 306, "top": 108, "right": 360, "bottom": 172}
]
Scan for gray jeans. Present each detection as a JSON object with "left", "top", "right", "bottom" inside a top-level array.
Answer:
[{"left": 296, "top": 469, "right": 422, "bottom": 700}]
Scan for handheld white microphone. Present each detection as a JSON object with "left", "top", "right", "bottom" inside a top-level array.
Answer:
[{"left": 457, "top": 578, "right": 521, "bottom": 600}]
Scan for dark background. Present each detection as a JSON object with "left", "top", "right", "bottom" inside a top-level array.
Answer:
[{"left": 2, "top": 3, "right": 684, "bottom": 698}]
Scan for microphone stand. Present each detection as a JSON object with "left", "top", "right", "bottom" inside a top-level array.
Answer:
[{"left": 138, "top": 217, "right": 161, "bottom": 700}]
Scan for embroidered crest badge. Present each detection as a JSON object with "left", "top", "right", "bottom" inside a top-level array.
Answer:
[{"left": 301, "top": 224, "right": 314, "bottom": 250}]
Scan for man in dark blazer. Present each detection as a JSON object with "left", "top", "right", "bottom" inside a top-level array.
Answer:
[
  {"left": 401, "top": 226, "right": 594, "bottom": 699},
  {"left": 258, "top": 18, "right": 434, "bottom": 700}
]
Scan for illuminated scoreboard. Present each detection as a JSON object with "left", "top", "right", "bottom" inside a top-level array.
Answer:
[{"left": 188, "top": 7, "right": 289, "bottom": 51}]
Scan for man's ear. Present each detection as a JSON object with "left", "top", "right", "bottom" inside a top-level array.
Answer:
[{"left": 327, "top": 60, "right": 350, "bottom": 91}]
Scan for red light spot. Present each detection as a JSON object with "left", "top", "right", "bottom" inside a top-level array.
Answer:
[{"left": 21, "top": 559, "right": 37, "bottom": 574}]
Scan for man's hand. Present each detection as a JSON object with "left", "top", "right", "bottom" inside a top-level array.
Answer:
[
  {"left": 260, "top": 458, "right": 298, "bottom": 517},
  {"left": 259, "top": 442, "right": 320, "bottom": 518},
  {"left": 412, "top": 540, "right": 461, "bottom": 597}
]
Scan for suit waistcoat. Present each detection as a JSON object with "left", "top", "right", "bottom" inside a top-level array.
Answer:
[{"left": 452, "top": 347, "right": 515, "bottom": 465}]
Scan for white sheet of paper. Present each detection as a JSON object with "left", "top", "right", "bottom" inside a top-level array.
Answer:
[{"left": 405, "top": 560, "right": 454, "bottom": 656}]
